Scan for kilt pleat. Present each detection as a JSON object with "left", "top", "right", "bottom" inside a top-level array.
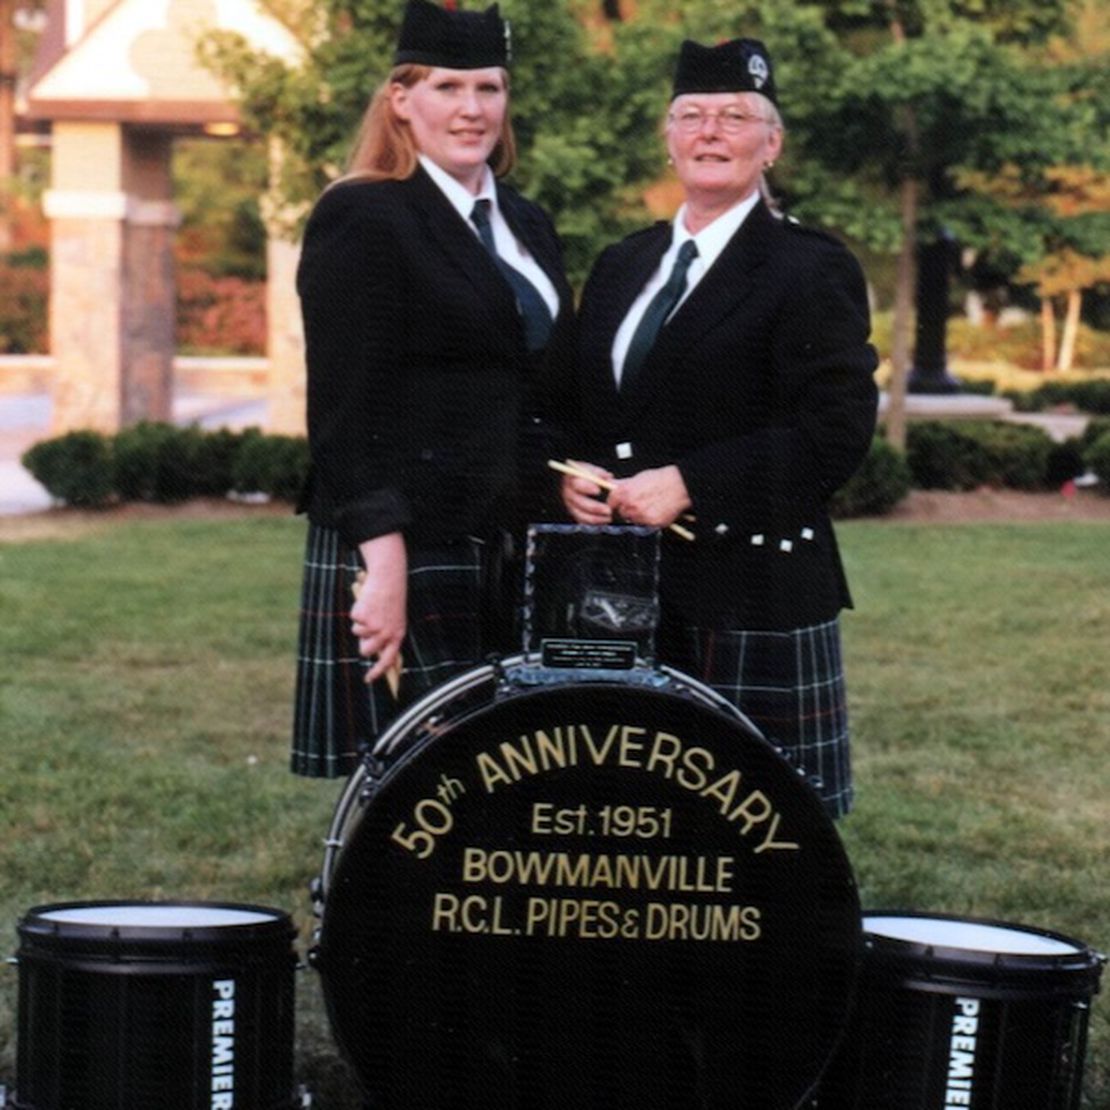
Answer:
[
  {"left": 292, "top": 523, "right": 484, "bottom": 778},
  {"left": 658, "top": 616, "right": 853, "bottom": 819}
]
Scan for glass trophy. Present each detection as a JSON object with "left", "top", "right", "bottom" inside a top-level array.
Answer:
[{"left": 521, "top": 524, "right": 661, "bottom": 673}]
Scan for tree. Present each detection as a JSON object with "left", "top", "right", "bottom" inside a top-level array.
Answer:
[
  {"left": 604, "top": 1, "right": 1098, "bottom": 443},
  {"left": 0, "top": 0, "right": 45, "bottom": 252},
  {"left": 202, "top": 0, "right": 1108, "bottom": 391},
  {"left": 200, "top": 0, "right": 667, "bottom": 283}
]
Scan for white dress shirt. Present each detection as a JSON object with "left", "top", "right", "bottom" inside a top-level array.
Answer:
[
  {"left": 419, "top": 154, "right": 560, "bottom": 319},
  {"left": 611, "top": 190, "right": 761, "bottom": 387}
]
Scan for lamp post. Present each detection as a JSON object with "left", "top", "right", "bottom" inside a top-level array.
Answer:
[{"left": 908, "top": 227, "right": 962, "bottom": 394}]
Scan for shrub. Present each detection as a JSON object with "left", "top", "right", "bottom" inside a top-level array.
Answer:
[
  {"left": 0, "top": 264, "right": 49, "bottom": 354},
  {"left": 1087, "top": 432, "right": 1110, "bottom": 494},
  {"left": 20, "top": 424, "right": 308, "bottom": 506},
  {"left": 946, "top": 317, "right": 1110, "bottom": 372},
  {"left": 79, "top": 422, "right": 260, "bottom": 503},
  {"left": 906, "top": 421, "right": 1054, "bottom": 491},
  {"left": 176, "top": 268, "right": 266, "bottom": 355},
  {"left": 183, "top": 426, "right": 256, "bottom": 496},
  {"left": 1080, "top": 417, "right": 1110, "bottom": 452},
  {"left": 21, "top": 431, "right": 114, "bottom": 507},
  {"left": 830, "top": 437, "right": 912, "bottom": 518},
  {"left": 1004, "top": 379, "right": 1110, "bottom": 416},
  {"left": 231, "top": 433, "right": 309, "bottom": 501},
  {"left": 113, "top": 422, "right": 212, "bottom": 503},
  {"left": 964, "top": 422, "right": 1054, "bottom": 490},
  {"left": 906, "top": 423, "right": 993, "bottom": 490},
  {"left": 1045, "top": 440, "right": 1087, "bottom": 487}
]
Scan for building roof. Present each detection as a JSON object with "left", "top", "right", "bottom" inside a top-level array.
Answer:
[{"left": 26, "top": 0, "right": 300, "bottom": 128}]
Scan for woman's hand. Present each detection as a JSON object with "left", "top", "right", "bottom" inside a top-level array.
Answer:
[
  {"left": 560, "top": 459, "right": 615, "bottom": 525},
  {"left": 351, "top": 532, "right": 408, "bottom": 683},
  {"left": 609, "top": 465, "right": 692, "bottom": 528}
]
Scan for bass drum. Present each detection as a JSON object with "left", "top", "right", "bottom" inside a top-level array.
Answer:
[{"left": 314, "top": 659, "right": 861, "bottom": 1110}]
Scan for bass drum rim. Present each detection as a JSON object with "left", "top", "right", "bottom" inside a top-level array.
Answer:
[{"left": 319, "top": 655, "right": 767, "bottom": 898}]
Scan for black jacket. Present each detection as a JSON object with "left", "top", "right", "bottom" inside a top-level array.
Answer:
[
  {"left": 297, "top": 167, "right": 572, "bottom": 547},
  {"left": 543, "top": 200, "right": 879, "bottom": 630}
]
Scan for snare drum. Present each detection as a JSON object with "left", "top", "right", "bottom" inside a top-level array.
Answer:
[
  {"left": 12, "top": 901, "right": 298, "bottom": 1110},
  {"left": 313, "top": 658, "right": 861, "bottom": 1110},
  {"left": 815, "top": 911, "right": 1105, "bottom": 1109}
]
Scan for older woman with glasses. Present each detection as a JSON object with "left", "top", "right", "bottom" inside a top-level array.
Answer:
[
  {"left": 292, "top": 0, "right": 572, "bottom": 779},
  {"left": 550, "top": 38, "right": 878, "bottom": 818}
]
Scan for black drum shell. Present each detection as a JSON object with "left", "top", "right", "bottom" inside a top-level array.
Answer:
[
  {"left": 317, "top": 676, "right": 862, "bottom": 1110},
  {"left": 12, "top": 901, "right": 299, "bottom": 1110},
  {"left": 815, "top": 911, "right": 1105, "bottom": 1110}
]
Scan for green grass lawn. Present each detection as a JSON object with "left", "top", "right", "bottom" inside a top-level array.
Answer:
[{"left": 0, "top": 512, "right": 1107, "bottom": 1107}]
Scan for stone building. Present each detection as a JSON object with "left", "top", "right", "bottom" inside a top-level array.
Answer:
[{"left": 25, "top": 0, "right": 304, "bottom": 434}]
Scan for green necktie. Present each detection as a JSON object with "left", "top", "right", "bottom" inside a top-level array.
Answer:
[
  {"left": 621, "top": 239, "right": 698, "bottom": 391},
  {"left": 471, "top": 199, "right": 553, "bottom": 352}
]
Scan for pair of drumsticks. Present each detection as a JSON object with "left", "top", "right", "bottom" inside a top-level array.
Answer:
[{"left": 547, "top": 459, "right": 696, "bottom": 542}]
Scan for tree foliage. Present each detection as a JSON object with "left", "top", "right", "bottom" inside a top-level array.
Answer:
[{"left": 202, "top": 0, "right": 1110, "bottom": 298}]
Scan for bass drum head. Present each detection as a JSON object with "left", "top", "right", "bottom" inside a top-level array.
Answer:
[{"left": 319, "top": 681, "right": 860, "bottom": 1110}]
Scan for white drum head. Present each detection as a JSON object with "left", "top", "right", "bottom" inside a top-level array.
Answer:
[
  {"left": 38, "top": 904, "right": 277, "bottom": 928},
  {"left": 865, "top": 914, "right": 1080, "bottom": 956}
]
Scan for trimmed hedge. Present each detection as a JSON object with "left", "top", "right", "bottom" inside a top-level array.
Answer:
[
  {"left": 905, "top": 420, "right": 1055, "bottom": 491},
  {"left": 20, "top": 419, "right": 1107, "bottom": 512},
  {"left": 21, "top": 431, "right": 115, "bottom": 508},
  {"left": 1003, "top": 379, "right": 1110, "bottom": 416},
  {"left": 1087, "top": 432, "right": 1110, "bottom": 494},
  {"left": 830, "top": 437, "right": 912, "bottom": 518},
  {"left": 21, "top": 424, "right": 307, "bottom": 506}
]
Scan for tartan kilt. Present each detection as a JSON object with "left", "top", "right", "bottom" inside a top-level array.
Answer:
[
  {"left": 292, "top": 523, "right": 491, "bottom": 778},
  {"left": 657, "top": 616, "right": 853, "bottom": 819}
]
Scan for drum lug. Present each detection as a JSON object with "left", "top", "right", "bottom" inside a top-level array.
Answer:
[
  {"left": 307, "top": 944, "right": 323, "bottom": 971},
  {"left": 358, "top": 755, "right": 387, "bottom": 803},
  {"left": 309, "top": 876, "right": 325, "bottom": 918},
  {"left": 295, "top": 1084, "right": 314, "bottom": 1108}
]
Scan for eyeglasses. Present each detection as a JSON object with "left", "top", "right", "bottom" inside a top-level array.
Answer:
[{"left": 668, "top": 107, "right": 767, "bottom": 134}]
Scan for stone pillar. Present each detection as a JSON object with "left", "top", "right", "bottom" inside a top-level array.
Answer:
[
  {"left": 265, "top": 229, "right": 305, "bottom": 435},
  {"left": 45, "top": 121, "right": 177, "bottom": 433},
  {"left": 262, "top": 138, "right": 306, "bottom": 435},
  {"left": 120, "top": 129, "right": 177, "bottom": 426}
]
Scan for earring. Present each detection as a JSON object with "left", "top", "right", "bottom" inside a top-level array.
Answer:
[{"left": 764, "top": 161, "right": 775, "bottom": 171}]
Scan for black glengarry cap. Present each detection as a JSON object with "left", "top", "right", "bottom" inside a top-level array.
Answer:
[
  {"left": 671, "top": 38, "right": 777, "bottom": 105},
  {"left": 394, "top": 0, "right": 510, "bottom": 69}
]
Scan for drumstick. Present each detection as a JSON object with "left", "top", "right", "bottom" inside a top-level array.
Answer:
[
  {"left": 352, "top": 570, "right": 403, "bottom": 697},
  {"left": 547, "top": 459, "right": 696, "bottom": 542}
]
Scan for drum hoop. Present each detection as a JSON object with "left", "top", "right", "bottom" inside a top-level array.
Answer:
[
  {"left": 18, "top": 900, "right": 295, "bottom": 947},
  {"left": 318, "top": 655, "right": 767, "bottom": 899},
  {"left": 862, "top": 910, "right": 1106, "bottom": 990}
]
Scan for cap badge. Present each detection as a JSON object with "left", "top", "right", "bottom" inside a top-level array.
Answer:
[{"left": 748, "top": 53, "right": 769, "bottom": 89}]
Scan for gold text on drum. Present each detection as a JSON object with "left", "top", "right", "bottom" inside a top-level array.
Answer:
[
  {"left": 473, "top": 723, "right": 799, "bottom": 853},
  {"left": 461, "top": 847, "right": 736, "bottom": 893}
]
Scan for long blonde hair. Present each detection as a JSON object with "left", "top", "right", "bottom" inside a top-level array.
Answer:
[{"left": 338, "top": 64, "right": 517, "bottom": 185}]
